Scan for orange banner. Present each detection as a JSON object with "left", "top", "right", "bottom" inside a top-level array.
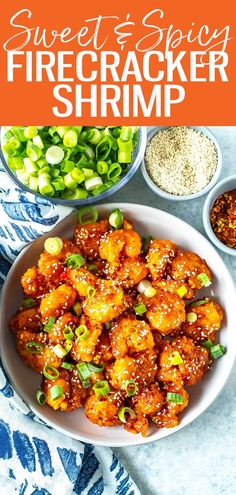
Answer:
[{"left": 0, "top": 0, "right": 235, "bottom": 124}]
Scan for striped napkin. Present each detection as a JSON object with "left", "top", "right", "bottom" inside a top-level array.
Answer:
[{"left": 0, "top": 165, "right": 140, "bottom": 495}]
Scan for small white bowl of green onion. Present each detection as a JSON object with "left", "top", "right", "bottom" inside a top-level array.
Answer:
[{"left": 0, "top": 126, "right": 147, "bottom": 204}]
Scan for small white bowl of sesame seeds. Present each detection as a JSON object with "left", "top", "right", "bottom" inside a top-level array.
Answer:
[{"left": 142, "top": 126, "right": 222, "bottom": 201}]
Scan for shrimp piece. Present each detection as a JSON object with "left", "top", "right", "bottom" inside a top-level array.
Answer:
[
  {"left": 152, "top": 383, "right": 189, "bottom": 428},
  {"left": 147, "top": 240, "right": 177, "bottom": 281},
  {"left": 83, "top": 279, "right": 125, "bottom": 324},
  {"left": 109, "top": 257, "right": 148, "bottom": 288},
  {"left": 110, "top": 316, "right": 154, "bottom": 358},
  {"left": 158, "top": 336, "right": 211, "bottom": 386},
  {"left": 131, "top": 383, "right": 164, "bottom": 416},
  {"left": 71, "top": 315, "right": 103, "bottom": 362},
  {"left": 67, "top": 267, "right": 97, "bottom": 297},
  {"left": 85, "top": 394, "right": 121, "bottom": 427},
  {"left": 16, "top": 331, "right": 61, "bottom": 373},
  {"left": 47, "top": 312, "right": 79, "bottom": 344},
  {"left": 9, "top": 307, "right": 43, "bottom": 334},
  {"left": 146, "top": 288, "right": 186, "bottom": 335},
  {"left": 124, "top": 415, "right": 149, "bottom": 437},
  {"left": 108, "top": 356, "right": 138, "bottom": 390},
  {"left": 171, "top": 250, "right": 212, "bottom": 291},
  {"left": 39, "top": 284, "right": 77, "bottom": 323},
  {"left": 99, "top": 229, "right": 142, "bottom": 264},
  {"left": 74, "top": 220, "right": 110, "bottom": 260},
  {"left": 42, "top": 368, "right": 87, "bottom": 411},
  {"left": 21, "top": 267, "right": 48, "bottom": 298},
  {"left": 181, "top": 299, "right": 224, "bottom": 343},
  {"left": 94, "top": 332, "right": 113, "bottom": 363},
  {"left": 38, "top": 240, "right": 82, "bottom": 287}
]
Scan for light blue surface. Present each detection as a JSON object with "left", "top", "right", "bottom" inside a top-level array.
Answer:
[{"left": 110, "top": 127, "right": 236, "bottom": 495}]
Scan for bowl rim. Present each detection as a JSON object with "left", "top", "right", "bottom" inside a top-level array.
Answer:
[
  {"left": 203, "top": 174, "right": 236, "bottom": 256},
  {"left": 0, "top": 126, "right": 147, "bottom": 206},
  {"left": 141, "top": 126, "right": 222, "bottom": 201},
  {"left": 0, "top": 203, "right": 236, "bottom": 447}
]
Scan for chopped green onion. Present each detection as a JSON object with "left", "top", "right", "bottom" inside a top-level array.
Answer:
[
  {"left": 82, "top": 379, "right": 91, "bottom": 389},
  {"left": 167, "top": 392, "right": 184, "bottom": 404},
  {"left": 142, "top": 236, "right": 153, "bottom": 252},
  {"left": 197, "top": 273, "right": 211, "bottom": 287},
  {"left": 63, "top": 129, "right": 78, "bottom": 148},
  {"left": 105, "top": 322, "right": 112, "bottom": 330},
  {"left": 46, "top": 145, "right": 64, "bottom": 165},
  {"left": 26, "top": 142, "right": 42, "bottom": 162},
  {"left": 97, "top": 160, "right": 108, "bottom": 174},
  {"left": 190, "top": 299, "right": 208, "bottom": 307},
  {"left": 85, "top": 177, "right": 103, "bottom": 191},
  {"left": 64, "top": 341, "right": 73, "bottom": 353},
  {"left": 133, "top": 302, "right": 147, "bottom": 315},
  {"left": 210, "top": 344, "right": 226, "bottom": 359},
  {"left": 118, "top": 407, "right": 136, "bottom": 423},
  {"left": 53, "top": 344, "right": 68, "bottom": 358},
  {"left": 87, "top": 264, "right": 99, "bottom": 274},
  {"left": 44, "top": 237, "right": 63, "bottom": 255},
  {"left": 43, "top": 365, "right": 60, "bottom": 380},
  {"left": 25, "top": 341, "right": 44, "bottom": 354},
  {"left": 21, "top": 297, "right": 36, "bottom": 308},
  {"left": 65, "top": 254, "right": 85, "bottom": 269},
  {"left": 107, "top": 163, "right": 122, "bottom": 180},
  {"left": 169, "top": 351, "right": 183, "bottom": 365},
  {"left": 202, "top": 339, "right": 214, "bottom": 349},
  {"left": 61, "top": 362, "right": 75, "bottom": 371},
  {"left": 87, "top": 362, "right": 105, "bottom": 373},
  {"left": 50, "top": 384, "right": 63, "bottom": 401},
  {"left": 109, "top": 208, "right": 123, "bottom": 229},
  {"left": 92, "top": 380, "right": 110, "bottom": 397},
  {"left": 44, "top": 316, "right": 56, "bottom": 333},
  {"left": 36, "top": 389, "right": 46, "bottom": 406},
  {"left": 87, "top": 286, "right": 96, "bottom": 298},
  {"left": 123, "top": 379, "right": 138, "bottom": 397},
  {"left": 75, "top": 325, "right": 90, "bottom": 340},
  {"left": 186, "top": 312, "right": 197, "bottom": 323},
  {"left": 76, "top": 362, "right": 91, "bottom": 381},
  {"left": 77, "top": 207, "right": 99, "bottom": 225},
  {"left": 177, "top": 285, "right": 188, "bottom": 298},
  {"left": 24, "top": 126, "right": 38, "bottom": 139},
  {"left": 63, "top": 327, "right": 74, "bottom": 340},
  {"left": 72, "top": 302, "right": 82, "bottom": 316}
]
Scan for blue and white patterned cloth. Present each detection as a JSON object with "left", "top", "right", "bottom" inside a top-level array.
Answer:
[{"left": 0, "top": 166, "right": 140, "bottom": 495}]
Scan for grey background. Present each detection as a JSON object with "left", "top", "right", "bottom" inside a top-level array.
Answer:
[{"left": 108, "top": 127, "right": 236, "bottom": 495}]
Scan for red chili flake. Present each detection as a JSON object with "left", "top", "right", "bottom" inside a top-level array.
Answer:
[{"left": 210, "top": 189, "right": 236, "bottom": 249}]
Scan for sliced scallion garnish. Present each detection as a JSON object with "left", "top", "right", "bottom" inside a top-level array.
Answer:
[
  {"left": 65, "top": 254, "right": 85, "bottom": 269},
  {"left": 186, "top": 312, "right": 197, "bottom": 323},
  {"left": 21, "top": 297, "right": 37, "bottom": 308},
  {"left": 77, "top": 206, "right": 99, "bottom": 225},
  {"left": 123, "top": 379, "right": 138, "bottom": 397},
  {"left": 92, "top": 380, "right": 110, "bottom": 397},
  {"left": 76, "top": 362, "right": 91, "bottom": 381},
  {"left": 44, "top": 316, "right": 56, "bottom": 333},
  {"left": 44, "top": 237, "right": 63, "bottom": 255},
  {"left": 36, "top": 389, "right": 46, "bottom": 405},
  {"left": 43, "top": 365, "right": 60, "bottom": 380},
  {"left": 75, "top": 325, "right": 90, "bottom": 341},
  {"left": 50, "top": 384, "right": 63, "bottom": 401},
  {"left": 133, "top": 302, "right": 147, "bottom": 316},
  {"left": 61, "top": 362, "right": 75, "bottom": 371},
  {"left": 87, "top": 285, "right": 96, "bottom": 299},
  {"left": 166, "top": 392, "right": 184, "bottom": 404},
  {"left": 109, "top": 208, "right": 123, "bottom": 229},
  {"left": 118, "top": 406, "right": 136, "bottom": 423},
  {"left": 190, "top": 299, "right": 208, "bottom": 307},
  {"left": 87, "top": 362, "right": 105, "bottom": 373},
  {"left": 197, "top": 273, "right": 211, "bottom": 287},
  {"left": 25, "top": 341, "right": 44, "bottom": 354},
  {"left": 63, "top": 327, "right": 74, "bottom": 340},
  {"left": 72, "top": 302, "right": 82, "bottom": 316},
  {"left": 210, "top": 344, "right": 226, "bottom": 360},
  {"left": 169, "top": 351, "right": 183, "bottom": 365},
  {"left": 202, "top": 339, "right": 213, "bottom": 349}
]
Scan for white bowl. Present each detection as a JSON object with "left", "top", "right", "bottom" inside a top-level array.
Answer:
[
  {"left": 142, "top": 127, "right": 222, "bottom": 201},
  {"left": 203, "top": 175, "right": 236, "bottom": 256},
  {"left": 0, "top": 203, "right": 236, "bottom": 447}
]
